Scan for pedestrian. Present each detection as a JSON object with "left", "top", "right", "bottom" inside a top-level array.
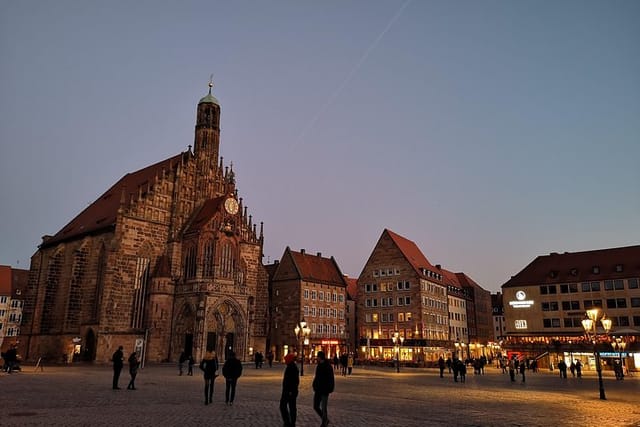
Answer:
[
  {"left": 575, "top": 360, "right": 582, "bottom": 378},
  {"left": 508, "top": 357, "right": 516, "bottom": 382},
  {"left": 178, "top": 351, "right": 186, "bottom": 376},
  {"left": 255, "top": 351, "right": 263, "bottom": 369},
  {"left": 188, "top": 354, "right": 195, "bottom": 376},
  {"left": 340, "top": 353, "right": 348, "bottom": 376},
  {"left": 458, "top": 359, "right": 467, "bottom": 383},
  {"left": 569, "top": 360, "right": 576, "bottom": 377},
  {"left": 4, "top": 345, "right": 18, "bottom": 373},
  {"left": 557, "top": 359, "right": 567, "bottom": 378},
  {"left": 280, "top": 353, "right": 299, "bottom": 427},
  {"left": 333, "top": 354, "right": 340, "bottom": 371},
  {"left": 200, "top": 351, "right": 219, "bottom": 405},
  {"left": 312, "top": 351, "right": 335, "bottom": 427},
  {"left": 127, "top": 351, "right": 139, "bottom": 390},
  {"left": 267, "top": 350, "right": 274, "bottom": 368},
  {"left": 519, "top": 358, "right": 526, "bottom": 383},
  {"left": 347, "top": 353, "right": 354, "bottom": 375},
  {"left": 452, "top": 357, "right": 460, "bottom": 382},
  {"left": 438, "top": 356, "right": 445, "bottom": 378},
  {"left": 446, "top": 357, "right": 452, "bottom": 373},
  {"left": 222, "top": 351, "right": 243, "bottom": 405},
  {"left": 112, "top": 345, "right": 124, "bottom": 389}
]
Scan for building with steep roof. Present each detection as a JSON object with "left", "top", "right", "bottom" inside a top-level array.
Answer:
[
  {"left": 0, "top": 265, "right": 27, "bottom": 353},
  {"left": 267, "top": 247, "right": 348, "bottom": 362},
  {"left": 357, "top": 229, "right": 492, "bottom": 365},
  {"left": 501, "top": 245, "right": 640, "bottom": 371},
  {"left": 20, "top": 85, "right": 269, "bottom": 364}
]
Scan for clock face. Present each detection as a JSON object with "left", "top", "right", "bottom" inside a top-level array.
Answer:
[{"left": 224, "top": 197, "right": 239, "bottom": 215}]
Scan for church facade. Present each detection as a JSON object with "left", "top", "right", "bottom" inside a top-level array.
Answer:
[{"left": 20, "top": 85, "right": 269, "bottom": 364}]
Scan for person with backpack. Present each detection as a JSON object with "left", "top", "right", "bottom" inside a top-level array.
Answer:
[{"left": 222, "top": 351, "right": 243, "bottom": 406}]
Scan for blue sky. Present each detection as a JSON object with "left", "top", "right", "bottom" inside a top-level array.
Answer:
[{"left": 1, "top": 1, "right": 639, "bottom": 292}]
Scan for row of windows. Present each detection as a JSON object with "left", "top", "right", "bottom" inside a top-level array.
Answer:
[
  {"left": 540, "top": 278, "right": 638, "bottom": 294},
  {"left": 302, "top": 306, "right": 344, "bottom": 319},
  {"left": 0, "top": 296, "right": 7, "bottom": 304},
  {"left": 544, "top": 316, "right": 640, "bottom": 328},
  {"left": 449, "top": 312, "right": 466, "bottom": 322},
  {"left": 365, "top": 296, "right": 412, "bottom": 307},
  {"left": 303, "top": 289, "right": 344, "bottom": 303},
  {"left": 541, "top": 298, "right": 640, "bottom": 311},
  {"left": 364, "top": 281, "right": 411, "bottom": 292},
  {"left": 364, "top": 312, "right": 413, "bottom": 323},
  {"left": 424, "top": 297, "right": 447, "bottom": 311},
  {"left": 372, "top": 267, "right": 401, "bottom": 277},
  {"left": 421, "top": 280, "right": 446, "bottom": 296}
]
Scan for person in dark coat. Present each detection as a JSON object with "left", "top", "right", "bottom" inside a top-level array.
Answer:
[
  {"left": 519, "top": 358, "right": 526, "bottom": 383},
  {"left": 438, "top": 356, "right": 445, "bottom": 378},
  {"left": 312, "top": 351, "right": 335, "bottom": 427},
  {"left": 200, "top": 351, "right": 219, "bottom": 405},
  {"left": 127, "top": 352, "right": 139, "bottom": 390},
  {"left": 222, "top": 351, "right": 243, "bottom": 405},
  {"left": 280, "top": 353, "right": 300, "bottom": 427},
  {"left": 112, "top": 346, "right": 124, "bottom": 389}
]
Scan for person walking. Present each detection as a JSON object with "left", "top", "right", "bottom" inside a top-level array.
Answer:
[
  {"left": 557, "top": 359, "right": 567, "bottom": 379},
  {"left": 347, "top": 353, "right": 354, "bottom": 375},
  {"left": 312, "top": 351, "right": 335, "bottom": 427},
  {"left": 519, "top": 358, "right": 526, "bottom": 383},
  {"left": 508, "top": 357, "right": 516, "bottom": 382},
  {"left": 575, "top": 360, "right": 582, "bottom": 378},
  {"left": 438, "top": 356, "right": 446, "bottom": 378},
  {"left": 112, "top": 345, "right": 124, "bottom": 390},
  {"left": 222, "top": 351, "right": 243, "bottom": 406},
  {"left": 127, "top": 352, "right": 139, "bottom": 390},
  {"left": 280, "top": 353, "right": 299, "bottom": 427},
  {"left": 200, "top": 351, "right": 219, "bottom": 405},
  {"left": 188, "top": 355, "right": 195, "bottom": 376},
  {"left": 178, "top": 351, "right": 186, "bottom": 376}
]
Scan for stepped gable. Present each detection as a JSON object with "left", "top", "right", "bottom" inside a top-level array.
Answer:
[
  {"left": 289, "top": 249, "right": 347, "bottom": 286},
  {"left": 43, "top": 153, "right": 183, "bottom": 247},
  {"left": 182, "top": 196, "right": 225, "bottom": 234},
  {"left": 503, "top": 245, "right": 640, "bottom": 288},
  {"left": 385, "top": 229, "right": 440, "bottom": 281}
]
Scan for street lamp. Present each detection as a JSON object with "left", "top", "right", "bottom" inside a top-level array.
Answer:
[
  {"left": 294, "top": 319, "right": 311, "bottom": 376},
  {"left": 611, "top": 337, "right": 627, "bottom": 379},
  {"left": 391, "top": 331, "right": 404, "bottom": 373},
  {"left": 581, "top": 308, "right": 612, "bottom": 400}
]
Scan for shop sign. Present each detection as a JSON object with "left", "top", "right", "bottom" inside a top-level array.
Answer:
[
  {"left": 514, "top": 320, "right": 528, "bottom": 329},
  {"left": 508, "top": 290, "right": 534, "bottom": 308},
  {"left": 321, "top": 340, "right": 339, "bottom": 345}
]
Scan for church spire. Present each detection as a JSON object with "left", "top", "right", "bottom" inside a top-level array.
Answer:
[{"left": 194, "top": 77, "right": 222, "bottom": 201}]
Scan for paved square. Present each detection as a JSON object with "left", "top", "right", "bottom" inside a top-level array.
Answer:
[{"left": 2, "top": 363, "right": 639, "bottom": 426}]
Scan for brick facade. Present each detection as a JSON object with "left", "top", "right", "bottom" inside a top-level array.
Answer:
[{"left": 20, "top": 87, "right": 268, "bottom": 363}]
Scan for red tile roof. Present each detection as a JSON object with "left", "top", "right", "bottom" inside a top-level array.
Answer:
[
  {"left": 289, "top": 249, "right": 346, "bottom": 286},
  {"left": 345, "top": 277, "right": 358, "bottom": 300},
  {"left": 384, "top": 229, "right": 441, "bottom": 281},
  {"left": 0, "top": 265, "right": 11, "bottom": 295},
  {"left": 43, "top": 153, "right": 184, "bottom": 247},
  {"left": 183, "top": 197, "right": 224, "bottom": 234},
  {"left": 502, "top": 245, "right": 640, "bottom": 288}
]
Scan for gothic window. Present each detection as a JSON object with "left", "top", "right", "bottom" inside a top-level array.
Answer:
[
  {"left": 66, "top": 245, "right": 88, "bottom": 330},
  {"left": 41, "top": 249, "right": 64, "bottom": 332},
  {"left": 184, "top": 245, "right": 197, "bottom": 279},
  {"left": 219, "top": 242, "right": 235, "bottom": 279},
  {"left": 92, "top": 243, "right": 106, "bottom": 323},
  {"left": 131, "top": 257, "right": 150, "bottom": 329},
  {"left": 202, "top": 239, "right": 215, "bottom": 278}
]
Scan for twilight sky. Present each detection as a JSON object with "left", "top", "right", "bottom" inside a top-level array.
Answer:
[{"left": 1, "top": 1, "right": 639, "bottom": 292}]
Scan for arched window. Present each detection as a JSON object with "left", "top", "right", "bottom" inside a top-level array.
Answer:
[
  {"left": 219, "top": 242, "right": 235, "bottom": 279},
  {"left": 66, "top": 245, "right": 88, "bottom": 329},
  {"left": 184, "top": 245, "right": 197, "bottom": 279},
  {"left": 131, "top": 256, "right": 150, "bottom": 329},
  {"left": 202, "top": 239, "right": 215, "bottom": 278}
]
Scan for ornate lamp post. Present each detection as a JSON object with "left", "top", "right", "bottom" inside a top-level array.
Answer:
[
  {"left": 581, "top": 308, "right": 612, "bottom": 400},
  {"left": 294, "top": 319, "right": 311, "bottom": 376},
  {"left": 391, "top": 331, "right": 404, "bottom": 373},
  {"left": 611, "top": 337, "right": 627, "bottom": 379}
]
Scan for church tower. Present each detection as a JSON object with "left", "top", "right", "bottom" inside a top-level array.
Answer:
[{"left": 194, "top": 81, "right": 221, "bottom": 200}]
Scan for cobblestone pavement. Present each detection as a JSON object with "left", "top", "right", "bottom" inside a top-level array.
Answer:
[{"left": 2, "top": 362, "right": 639, "bottom": 426}]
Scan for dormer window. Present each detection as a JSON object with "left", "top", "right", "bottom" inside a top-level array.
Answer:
[
  {"left": 615, "top": 264, "right": 624, "bottom": 273},
  {"left": 570, "top": 268, "right": 578, "bottom": 276},
  {"left": 592, "top": 266, "right": 600, "bottom": 274}
]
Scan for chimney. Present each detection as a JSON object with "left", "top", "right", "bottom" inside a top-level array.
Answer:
[
  {"left": 274, "top": 260, "right": 279, "bottom": 265},
  {"left": 436, "top": 264, "right": 442, "bottom": 270},
  {"left": 317, "top": 252, "right": 322, "bottom": 257},
  {"left": 300, "top": 249, "right": 305, "bottom": 254}
]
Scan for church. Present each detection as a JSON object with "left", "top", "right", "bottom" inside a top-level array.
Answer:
[{"left": 20, "top": 84, "right": 269, "bottom": 364}]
